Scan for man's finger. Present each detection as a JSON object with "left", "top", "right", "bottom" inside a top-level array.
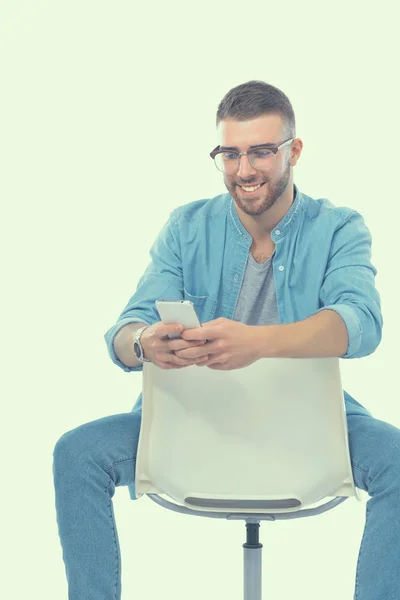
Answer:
[
  {"left": 168, "top": 339, "right": 206, "bottom": 351},
  {"left": 180, "top": 327, "right": 215, "bottom": 341},
  {"left": 157, "top": 352, "right": 195, "bottom": 366},
  {"left": 158, "top": 323, "right": 184, "bottom": 339},
  {"left": 175, "top": 342, "right": 218, "bottom": 359}
]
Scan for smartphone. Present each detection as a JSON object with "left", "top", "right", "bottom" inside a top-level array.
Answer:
[{"left": 155, "top": 300, "right": 202, "bottom": 339}]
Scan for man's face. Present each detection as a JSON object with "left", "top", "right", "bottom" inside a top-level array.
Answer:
[{"left": 217, "top": 114, "right": 293, "bottom": 216}]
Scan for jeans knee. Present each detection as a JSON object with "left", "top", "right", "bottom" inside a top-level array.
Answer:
[{"left": 52, "top": 426, "right": 86, "bottom": 473}]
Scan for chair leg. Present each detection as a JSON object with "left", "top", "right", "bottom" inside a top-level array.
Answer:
[{"left": 243, "top": 521, "right": 263, "bottom": 600}]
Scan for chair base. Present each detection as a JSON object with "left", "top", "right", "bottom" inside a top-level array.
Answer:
[{"left": 147, "top": 494, "right": 350, "bottom": 599}]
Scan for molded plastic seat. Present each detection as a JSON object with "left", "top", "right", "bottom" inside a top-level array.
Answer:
[{"left": 135, "top": 357, "right": 359, "bottom": 513}]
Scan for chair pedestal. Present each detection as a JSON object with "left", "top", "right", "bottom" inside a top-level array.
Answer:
[{"left": 243, "top": 521, "right": 262, "bottom": 600}]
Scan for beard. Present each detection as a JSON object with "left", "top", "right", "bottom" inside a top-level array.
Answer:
[{"left": 225, "top": 160, "right": 291, "bottom": 216}]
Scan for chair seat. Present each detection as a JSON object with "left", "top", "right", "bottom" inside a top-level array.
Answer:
[{"left": 135, "top": 357, "right": 360, "bottom": 514}]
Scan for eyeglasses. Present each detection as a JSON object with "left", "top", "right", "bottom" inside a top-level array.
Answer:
[{"left": 210, "top": 138, "right": 294, "bottom": 173}]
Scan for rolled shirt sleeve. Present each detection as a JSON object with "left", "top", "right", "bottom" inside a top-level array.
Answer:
[{"left": 315, "top": 210, "right": 383, "bottom": 358}]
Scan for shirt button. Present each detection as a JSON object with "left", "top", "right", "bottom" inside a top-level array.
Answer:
[
  {"left": 275, "top": 229, "right": 281, "bottom": 235},
  {"left": 278, "top": 265, "right": 284, "bottom": 271},
  {"left": 234, "top": 274, "right": 238, "bottom": 282}
]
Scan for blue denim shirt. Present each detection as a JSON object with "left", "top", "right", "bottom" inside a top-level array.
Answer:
[{"left": 104, "top": 183, "right": 382, "bottom": 418}]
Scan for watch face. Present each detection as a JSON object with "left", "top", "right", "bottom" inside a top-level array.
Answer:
[{"left": 133, "top": 341, "right": 141, "bottom": 359}]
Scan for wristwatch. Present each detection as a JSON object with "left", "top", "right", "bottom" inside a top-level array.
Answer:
[{"left": 133, "top": 325, "right": 151, "bottom": 364}]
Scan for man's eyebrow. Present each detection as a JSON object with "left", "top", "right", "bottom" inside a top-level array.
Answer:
[{"left": 219, "top": 142, "right": 276, "bottom": 151}]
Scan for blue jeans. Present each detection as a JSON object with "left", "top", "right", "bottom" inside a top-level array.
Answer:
[{"left": 52, "top": 407, "right": 400, "bottom": 599}]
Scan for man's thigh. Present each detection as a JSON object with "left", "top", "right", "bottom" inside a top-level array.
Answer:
[
  {"left": 346, "top": 412, "right": 400, "bottom": 493},
  {"left": 54, "top": 411, "right": 142, "bottom": 487}
]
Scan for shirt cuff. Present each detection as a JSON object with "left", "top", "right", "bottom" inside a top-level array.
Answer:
[{"left": 315, "top": 304, "right": 362, "bottom": 358}]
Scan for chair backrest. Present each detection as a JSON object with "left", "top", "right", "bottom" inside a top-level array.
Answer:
[{"left": 135, "top": 357, "right": 360, "bottom": 514}]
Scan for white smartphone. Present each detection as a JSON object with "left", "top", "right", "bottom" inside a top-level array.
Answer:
[{"left": 155, "top": 300, "right": 202, "bottom": 339}]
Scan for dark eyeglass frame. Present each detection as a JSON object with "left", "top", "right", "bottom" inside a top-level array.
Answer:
[{"left": 210, "top": 138, "right": 294, "bottom": 171}]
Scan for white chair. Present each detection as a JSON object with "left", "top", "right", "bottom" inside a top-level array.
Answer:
[{"left": 135, "top": 357, "right": 360, "bottom": 600}]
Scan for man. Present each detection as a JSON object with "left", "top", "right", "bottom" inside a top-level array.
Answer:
[{"left": 53, "top": 81, "right": 400, "bottom": 600}]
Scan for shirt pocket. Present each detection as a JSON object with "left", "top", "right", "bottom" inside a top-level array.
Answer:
[{"left": 183, "top": 287, "right": 218, "bottom": 323}]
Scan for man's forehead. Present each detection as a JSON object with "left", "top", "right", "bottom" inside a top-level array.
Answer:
[{"left": 217, "top": 115, "right": 284, "bottom": 148}]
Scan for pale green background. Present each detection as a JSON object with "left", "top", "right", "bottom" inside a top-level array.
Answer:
[{"left": 1, "top": 1, "right": 399, "bottom": 598}]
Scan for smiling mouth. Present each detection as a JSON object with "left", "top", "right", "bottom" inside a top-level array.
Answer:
[{"left": 237, "top": 182, "right": 266, "bottom": 193}]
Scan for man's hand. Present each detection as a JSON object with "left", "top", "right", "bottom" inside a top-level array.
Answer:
[
  {"left": 141, "top": 322, "right": 208, "bottom": 370},
  {"left": 177, "top": 317, "right": 263, "bottom": 370}
]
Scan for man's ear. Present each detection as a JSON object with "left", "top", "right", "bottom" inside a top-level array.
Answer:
[{"left": 290, "top": 138, "right": 303, "bottom": 167}]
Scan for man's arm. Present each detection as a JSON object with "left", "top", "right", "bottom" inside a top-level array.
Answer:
[
  {"left": 104, "top": 210, "right": 184, "bottom": 372},
  {"left": 259, "top": 210, "right": 382, "bottom": 360},
  {"left": 256, "top": 309, "right": 349, "bottom": 359}
]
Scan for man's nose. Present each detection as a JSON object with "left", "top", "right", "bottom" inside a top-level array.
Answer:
[{"left": 237, "top": 154, "right": 257, "bottom": 178}]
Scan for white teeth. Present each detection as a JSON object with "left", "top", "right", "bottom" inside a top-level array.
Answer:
[{"left": 242, "top": 184, "right": 261, "bottom": 192}]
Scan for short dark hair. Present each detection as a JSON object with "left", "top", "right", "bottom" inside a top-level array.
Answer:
[{"left": 216, "top": 80, "right": 295, "bottom": 139}]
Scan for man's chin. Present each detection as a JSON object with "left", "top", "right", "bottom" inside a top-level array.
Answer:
[{"left": 235, "top": 195, "right": 273, "bottom": 216}]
